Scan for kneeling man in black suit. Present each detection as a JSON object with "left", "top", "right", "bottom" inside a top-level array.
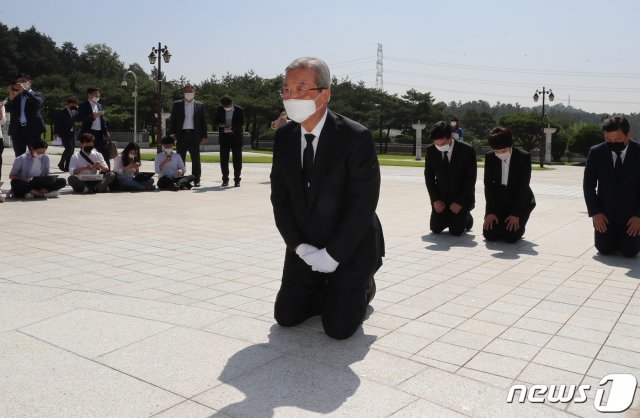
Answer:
[
  {"left": 583, "top": 115, "right": 640, "bottom": 257},
  {"left": 483, "top": 127, "right": 536, "bottom": 243},
  {"left": 270, "top": 57, "right": 384, "bottom": 340},
  {"left": 425, "top": 121, "right": 477, "bottom": 236}
]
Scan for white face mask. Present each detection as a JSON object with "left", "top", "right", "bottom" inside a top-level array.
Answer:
[
  {"left": 435, "top": 143, "right": 450, "bottom": 153},
  {"left": 163, "top": 147, "right": 172, "bottom": 154},
  {"left": 495, "top": 150, "right": 511, "bottom": 161},
  {"left": 450, "top": 122, "right": 457, "bottom": 127},
  {"left": 33, "top": 152, "right": 44, "bottom": 160},
  {"left": 224, "top": 106, "right": 233, "bottom": 112},
  {"left": 128, "top": 153, "right": 137, "bottom": 159},
  {"left": 283, "top": 93, "right": 322, "bottom": 123},
  {"left": 184, "top": 93, "right": 195, "bottom": 101},
  {"left": 91, "top": 96, "right": 100, "bottom": 103}
]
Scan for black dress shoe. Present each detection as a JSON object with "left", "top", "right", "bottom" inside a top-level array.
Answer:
[
  {"left": 222, "top": 181, "right": 229, "bottom": 187},
  {"left": 465, "top": 213, "right": 474, "bottom": 231},
  {"left": 194, "top": 182, "right": 201, "bottom": 187},
  {"left": 366, "top": 277, "right": 376, "bottom": 304},
  {"left": 234, "top": 180, "right": 240, "bottom": 187}
]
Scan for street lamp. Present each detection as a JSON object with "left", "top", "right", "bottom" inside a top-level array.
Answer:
[
  {"left": 121, "top": 70, "right": 138, "bottom": 144},
  {"left": 148, "top": 43, "right": 171, "bottom": 152},
  {"left": 533, "top": 87, "right": 554, "bottom": 168}
]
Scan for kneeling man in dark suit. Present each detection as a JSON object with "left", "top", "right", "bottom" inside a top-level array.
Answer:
[
  {"left": 583, "top": 115, "right": 640, "bottom": 257},
  {"left": 270, "top": 57, "right": 384, "bottom": 340},
  {"left": 425, "top": 121, "right": 477, "bottom": 235},
  {"left": 483, "top": 127, "right": 536, "bottom": 243}
]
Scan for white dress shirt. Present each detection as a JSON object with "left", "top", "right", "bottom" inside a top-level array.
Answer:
[
  {"left": 69, "top": 149, "right": 107, "bottom": 175},
  {"left": 300, "top": 110, "right": 328, "bottom": 165},
  {"left": 183, "top": 101, "right": 195, "bottom": 129},
  {"left": 90, "top": 101, "right": 102, "bottom": 130},
  {"left": 500, "top": 153, "right": 511, "bottom": 186}
]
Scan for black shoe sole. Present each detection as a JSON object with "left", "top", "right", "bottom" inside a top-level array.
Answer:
[{"left": 366, "top": 277, "right": 376, "bottom": 304}]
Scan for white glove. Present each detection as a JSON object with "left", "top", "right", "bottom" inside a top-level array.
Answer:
[
  {"left": 305, "top": 248, "right": 339, "bottom": 273},
  {"left": 295, "top": 243, "right": 319, "bottom": 265}
]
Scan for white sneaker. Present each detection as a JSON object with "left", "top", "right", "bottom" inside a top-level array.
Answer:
[
  {"left": 44, "top": 191, "right": 59, "bottom": 198},
  {"left": 24, "top": 193, "right": 34, "bottom": 199}
]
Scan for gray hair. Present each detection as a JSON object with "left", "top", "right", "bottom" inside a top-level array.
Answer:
[{"left": 285, "top": 57, "right": 331, "bottom": 89}]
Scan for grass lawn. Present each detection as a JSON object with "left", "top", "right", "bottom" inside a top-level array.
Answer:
[{"left": 139, "top": 150, "right": 555, "bottom": 170}]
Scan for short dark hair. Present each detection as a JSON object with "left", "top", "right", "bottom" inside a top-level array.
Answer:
[
  {"left": 221, "top": 95, "right": 233, "bottom": 106},
  {"left": 488, "top": 127, "right": 514, "bottom": 149},
  {"left": 450, "top": 116, "right": 459, "bottom": 122},
  {"left": 16, "top": 73, "right": 31, "bottom": 81},
  {"left": 30, "top": 139, "right": 48, "bottom": 150},
  {"left": 430, "top": 121, "right": 452, "bottom": 140},
  {"left": 161, "top": 136, "right": 174, "bottom": 145},
  {"left": 601, "top": 115, "right": 630, "bottom": 135},
  {"left": 183, "top": 84, "right": 194, "bottom": 91},
  {"left": 86, "top": 87, "right": 100, "bottom": 95},
  {"left": 67, "top": 97, "right": 78, "bottom": 104},
  {"left": 79, "top": 133, "right": 95, "bottom": 143}
]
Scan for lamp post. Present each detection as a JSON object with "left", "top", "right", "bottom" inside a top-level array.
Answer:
[
  {"left": 120, "top": 70, "right": 138, "bottom": 144},
  {"left": 533, "top": 87, "right": 554, "bottom": 168},
  {"left": 148, "top": 43, "right": 171, "bottom": 153}
]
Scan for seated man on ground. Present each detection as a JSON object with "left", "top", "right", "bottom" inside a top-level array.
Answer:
[
  {"left": 154, "top": 136, "right": 195, "bottom": 191},
  {"left": 67, "top": 133, "right": 115, "bottom": 194},
  {"left": 9, "top": 139, "right": 66, "bottom": 198},
  {"left": 112, "top": 142, "right": 155, "bottom": 191}
]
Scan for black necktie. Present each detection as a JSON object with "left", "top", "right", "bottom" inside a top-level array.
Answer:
[
  {"left": 615, "top": 151, "right": 623, "bottom": 177},
  {"left": 442, "top": 150, "right": 449, "bottom": 171},
  {"left": 303, "top": 134, "right": 315, "bottom": 194}
]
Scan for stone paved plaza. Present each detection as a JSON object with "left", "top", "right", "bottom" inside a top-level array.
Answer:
[{"left": 1, "top": 152, "right": 639, "bottom": 417}]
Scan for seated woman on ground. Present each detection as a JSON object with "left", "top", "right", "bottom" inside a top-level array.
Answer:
[{"left": 112, "top": 142, "right": 155, "bottom": 191}]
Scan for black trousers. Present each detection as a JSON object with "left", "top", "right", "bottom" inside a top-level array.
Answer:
[
  {"left": 13, "top": 126, "right": 40, "bottom": 157},
  {"left": 483, "top": 210, "right": 532, "bottom": 243},
  {"left": 157, "top": 175, "right": 195, "bottom": 190},
  {"left": 90, "top": 130, "right": 110, "bottom": 169},
  {"left": 176, "top": 131, "right": 201, "bottom": 182},
  {"left": 595, "top": 224, "right": 640, "bottom": 258},
  {"left": 59, "top": 132, "right": 75, "bottom": 172},
  {"left": 11, "top": 178, "right": 66, "bottom": 198},
  {"left": 219, "top": 134, "right": 242, "bottom": 182},
  {"left": 430, "top": 207, "right": 472, "bottom": 236},
  {"left": 274, "top": 248, "right": 379, "bottom": 340}
]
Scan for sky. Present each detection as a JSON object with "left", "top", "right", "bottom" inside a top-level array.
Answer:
[{"left": 3, "top": 0, "right": 640, "bottom": 115}]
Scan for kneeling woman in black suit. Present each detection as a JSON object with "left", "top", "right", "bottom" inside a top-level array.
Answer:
[{"left": 483, "top": 127, "right": 536, "bottom": 243}]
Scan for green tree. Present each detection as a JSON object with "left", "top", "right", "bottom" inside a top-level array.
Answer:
[
  {"left": 568, "top": 124, "right": 602, "bottom": 156},
  {"left": 499, "top": 112, "right": 541, "bottom": 151}
]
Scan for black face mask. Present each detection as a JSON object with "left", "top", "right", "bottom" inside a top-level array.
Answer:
[
  {"left": 607, "top": 141, "right": 626, "bottom": 153},
  {"left": 82, "top": 146, "right": 94, "bottom": 153}
]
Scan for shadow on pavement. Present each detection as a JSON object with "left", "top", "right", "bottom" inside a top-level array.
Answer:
[
  {"left": 214, "top": 324, "right": 374, "bottom": 417},
  {"left": 592, "top": 254, "right": 640, "bottom": 279},
  {"left": 486, "top": 239, "right": 539, "bottom": 259},
  {"left": 421, "top": 233, "right": 478, "bottom": 251}
]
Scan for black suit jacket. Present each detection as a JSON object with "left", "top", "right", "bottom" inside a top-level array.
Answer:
[
  {"left": 169, "top": 100, "right": 208, "bottom": 140},
  {"left": 53, "top": 107, "right": 76, "bottom": 139},
  {"left": 78, "top": 100, "right": 108, "bottom": 135},
  {"left": 424, "top": 140, "right": 477, "bottom": 211},
  {"left": 484, "top": 148, "right": 536, "bottom": 217},
  {"left": 215, "top": 105, "right": 245, "bottom": 140},
  {"left": 7, "top": 90, "right": 46, "bottom": 137},
  {"left": 583, "top": 140, "right": 640, "bottom": 224},
  {"left": 270, "top": 110, "right": 384, "bottom": 265}
]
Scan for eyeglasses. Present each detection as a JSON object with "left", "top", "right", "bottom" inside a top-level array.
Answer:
[{"left": 279, "top": 86, "right": 325, "bottom": 98}]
